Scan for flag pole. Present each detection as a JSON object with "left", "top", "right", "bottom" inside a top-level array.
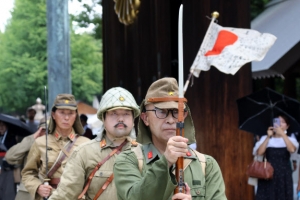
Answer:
[{"left": 183, "top": 11, "right": 219, "bottom": 94}]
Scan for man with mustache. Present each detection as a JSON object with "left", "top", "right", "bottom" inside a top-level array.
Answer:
[
  {"left": 49, "top": 87, "right": 140, "bottom": 200},
  {"left": 114, "top": 78, "right": 227, "bottom": 200}
]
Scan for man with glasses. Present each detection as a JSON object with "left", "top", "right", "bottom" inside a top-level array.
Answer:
[{"left": 114, "top": 77, "right": 227, "bottom": 200}]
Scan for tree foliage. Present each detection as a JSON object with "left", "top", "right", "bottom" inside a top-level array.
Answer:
[
  {"left": 0, "top": 0, "right": 102, "bottom": 114},
  {"left": 70, "top": 0, "right": 102, "bottom": 39},
  {"left": 250, "top": 0, "right": 270, "bottom": 20}
]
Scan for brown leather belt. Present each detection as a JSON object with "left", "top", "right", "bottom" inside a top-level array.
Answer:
[{"left": 49, "top": 178, "right": 60, "bottom": 189}]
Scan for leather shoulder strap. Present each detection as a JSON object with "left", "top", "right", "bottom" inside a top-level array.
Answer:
[
  {"left": 131, "top": 144, "right": 144, "bottom": 173},
  {"left": 47, "top": 135, "right": 79, "bottom": 178},
  {"left": 78, "top": 140, "right": 127, "bottom": 199}
]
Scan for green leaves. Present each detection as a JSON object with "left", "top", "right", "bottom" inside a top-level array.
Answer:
[{"left": 0, "top": 0, "right": 102, "bottom": 114}]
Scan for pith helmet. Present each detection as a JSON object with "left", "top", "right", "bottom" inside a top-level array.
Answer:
[
  {"left": 48, "top": 94, "right": 84, "bottom": 135},
  {"left": 97, "top": 87, "right": 140, "bottom": 121}
]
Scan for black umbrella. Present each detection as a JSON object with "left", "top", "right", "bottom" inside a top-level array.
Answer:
[
  {"left": 236, "top": 87, "right": 300, "bottom": 136},
  {"left": 0, "top": 113, "right": 33, "bottom": 137}
]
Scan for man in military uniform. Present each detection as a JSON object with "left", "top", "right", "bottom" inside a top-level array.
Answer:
[
  {"left": 49, "top": 87, "right": 140, "bottom": 200},
  {"left": 22, "top": 94, "right": 90, "bottom": 200},
  {"left": 114, "top": 78, "right": 227, "bottom": 200},
  {"left": 5, "top": 118, "right": 47, "bottom": 200}
]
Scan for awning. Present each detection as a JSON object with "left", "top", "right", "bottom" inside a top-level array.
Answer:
[{"left": 251, "top": 0, "right": 300, "bottom": 79}]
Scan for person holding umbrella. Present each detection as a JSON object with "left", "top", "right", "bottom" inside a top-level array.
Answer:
[
  {"left": 253, "top": 113, "right": 299, "bottom": 200},
  {"left": 5, "top": 118, "right": 47, "bottom": 200},
  {"left": 0, "top": 121, "right": 18, "bottom": 200},
  {"left": 21, "top": 94, "right": 90, "bottom": 200}
]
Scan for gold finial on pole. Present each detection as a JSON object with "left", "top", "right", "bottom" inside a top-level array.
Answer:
[{"left": 211, "top": 11, "right": 219, "bottom": 19}]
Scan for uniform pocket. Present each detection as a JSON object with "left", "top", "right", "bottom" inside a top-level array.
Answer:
[
  {"left": 190, "top": 186, "right": 206, "bottom": 197},
  {"left": 94, "top": 170, "right": 112, "bottom": 178},
  {"left": 88, "top": 170, "right": 113, "bottom": 197}
]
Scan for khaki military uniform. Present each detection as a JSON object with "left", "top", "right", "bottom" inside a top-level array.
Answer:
[
  {"left": 21, "top": 129, "right": 90, "bottom": 200},
  {"left": 49, "top": 134, "right": 134, "bottom": 200},
  {"left": 5, "top": 134, "right": 35, "bottom": 200}
]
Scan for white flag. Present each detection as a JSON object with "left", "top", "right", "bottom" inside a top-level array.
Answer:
[{"left": 190, "top": 22, "right": 277, "bottom": 76}]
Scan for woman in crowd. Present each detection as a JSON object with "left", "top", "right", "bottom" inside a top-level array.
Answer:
[{"left": 253, "top": 113, "right": 299, "bottom": 200}]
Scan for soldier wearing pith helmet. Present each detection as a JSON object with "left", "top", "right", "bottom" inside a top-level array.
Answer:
[
  {"left": 49, "top": 87, "right": 140, "bottom": 200},
  {"left": 22, "top": 94, "right": 90, "bottom": 200}
]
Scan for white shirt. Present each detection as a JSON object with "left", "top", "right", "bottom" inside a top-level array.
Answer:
[{"left": 253, "top": 134, "right": 299, "bottom": 159}]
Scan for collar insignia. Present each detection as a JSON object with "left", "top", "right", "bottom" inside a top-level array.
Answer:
[
  {"left": 100, "top": 138, "right": 107, "bottom": 148},
  {"left": 69, "top": 133, "right": 75, "bottom": 140},
  {"left": 148, "top": 151, "right": 153, "bottom": 159},
  {"left": 55, "top": 132, "right": 60, "bottom": 140}
]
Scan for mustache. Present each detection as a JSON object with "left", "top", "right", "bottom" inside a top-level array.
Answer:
[{"left": 114, "top": 122, "right": 128, "bottom": 128}]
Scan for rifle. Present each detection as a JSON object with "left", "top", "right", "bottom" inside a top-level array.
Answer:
[{"left": 43, "top": 86, "right": 50, "bottom": 200}]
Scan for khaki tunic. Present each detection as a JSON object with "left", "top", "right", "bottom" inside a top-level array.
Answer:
[
  {"left": 5, "top": 134, "right": 35, "bottom": 200},
  {"left": 21, "top": 129, "right": 90, "bottom": 200},
  {"left": 49, "top": 135, "right": 133, "bottom": 200}
]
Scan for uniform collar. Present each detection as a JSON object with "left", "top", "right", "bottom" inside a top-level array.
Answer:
[
  {"left": 54, "top": 128, "right": 77, "bottom": 141},
  {"left": 143, "top": 143, "right": 161, "bottom": 164},
  {"left": 99, "top": 134, "right": 133, "bottom": 150}
]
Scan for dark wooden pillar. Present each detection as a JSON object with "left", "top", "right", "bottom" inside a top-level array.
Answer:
[
  {"left": 181, "top": 1, "right": 253, "bottom": 199},
  {"left": 102, "top": 0, "right": 254, "bottom": 199}
]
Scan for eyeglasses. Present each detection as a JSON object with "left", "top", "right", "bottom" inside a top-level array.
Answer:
[{"left": 144, "top": 107, "right": 187, "bottom": 119}]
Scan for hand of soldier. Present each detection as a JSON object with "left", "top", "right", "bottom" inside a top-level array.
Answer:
[
  {"left": 172, "top": 183, "right": 191, "bottom": 200},
  {"left": 164, "top": 136, "right": 188, "bottom": 168},
  {"left": 37, "top": 184, "right": 52, "bottom": 197},
  {"left": 34, "top": 127, "right": 46, "bottom": 139}
]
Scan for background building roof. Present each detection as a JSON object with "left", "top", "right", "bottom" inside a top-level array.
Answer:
[{"left": 251, "top": 0, "right": 300, "bottom": 79}]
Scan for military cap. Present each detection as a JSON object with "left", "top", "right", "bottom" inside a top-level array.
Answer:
[
  {"left": 52, "top": 94, "right": 77, "bottom": 111},
  {"left": 48, "top": 94, "right": 84, "bottom": 135},
  {"left": 144, "top": 77, "right": 182, "bottom": 109}
]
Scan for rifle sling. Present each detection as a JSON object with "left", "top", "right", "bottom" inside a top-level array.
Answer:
[
  {"left": 47, "top": 135, "right": 79, "bottom": 178},
  {"left": 78, "top": 140, "right": 127, "bottom": 199}
]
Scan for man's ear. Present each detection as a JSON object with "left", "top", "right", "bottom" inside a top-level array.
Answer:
[{"left": 140, "top": 112, "right": 149, "bottom": 126}]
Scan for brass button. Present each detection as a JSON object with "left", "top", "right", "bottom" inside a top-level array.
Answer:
[{"left": 196, "top": 190, "right": 200, "bottom": 195}]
